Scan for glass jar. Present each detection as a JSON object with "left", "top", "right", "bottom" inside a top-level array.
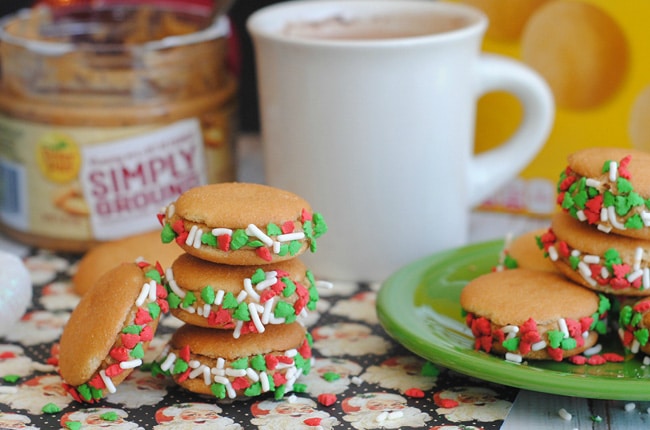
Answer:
[{"left": 0, "top": 4, "right": 238, "bottom": 251}]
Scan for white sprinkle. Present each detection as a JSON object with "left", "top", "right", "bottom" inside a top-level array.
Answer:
[
  {"left": 186, "top": 225, "right": 199, "bottom": 247},
  {"left": 287, "top": 394, "right": 298, "bottom": 403},
  {"left": 608, "top": 206, "right": 626, "bottom": 230},
  {"left": 213, "top": 375, "right": 229, "bottom": 385},
  {"left": 212, "top": 227, "right": 233, "bottom": 236},
  {"left": 597, "top": 224, "right": 613, "bottom": 234},
  {"left": 160, "top": 353, "right": 177, "bottom": 372},
  {"left": 642, "top": 211, "right": 650, "bottom": 227},
  {"left": 644, "top": 268, "right": 650, "bottom": 289},
  {"left": 148, "top": 279, "right": 158, "bottom": 301},
  {"left": 196, "top": 306, "right": 204, "bottom": 317},
  {"left": 212, "top": 368, "right": 225, "bottom": 377},
  {"left": 351, "top": 376, "right": 363, "bottom": 385},
  {"left": 583, "top": 344, "right": 602, "bottom": 356},
  {"left": 558, "top": 408, "right": 572, "bottom": 421},
  {"left": 246, "top": 368, "right": 260, "bottom": 382},
  {"left": 531, "top": 340, "right": 547, "bottom": 351},
  {"left": 505, "top": 353, "right": 523, "bottom": 363},
  {"left": 135, "top": 282, "right": 151, "bottom": 306},
  {"left": 0, "top": 386, "right": 18, "bottom": 394},
  {"left": 586, "top": 178, "right": 601, "bottom": 188},
  {"left": 226, "top": 382, "right": 236, "bottom": 399},
  {"left": 576, "top": 210, "right": 587, "bottom": 222},
  {"left": 628, "top": 269, "right": 644, "bottom": 283},
  {"left": 601, "top": 207, "right": 609, "bottom": 222},
  {"left": 571, "top": 249, "right": 581, "bottom": 257},
  {"left": 244, "top": 279, "right": 261, "bottom": 302},
  {"left": 246, "top": 224, "right": 274, "bottom": 246},
  {"left": 285, "top": 348, "right": 298, "bottom": 357},
  {"left": 189, "top": 364, "right": 206, "bottom": 379},
  {"left": 236, "top": 290, "right": 248, "bottom": 303},
  {"left": 601, "top": 266, "right": 609, "bottom": 279},
  {"left": 634, "top": 247, "right": 644, "bottom": 270},
  {"left": 216, "top": 357, "right": 225, "bottom": 369},
  {"left": 100, "top": 370, "right": 117, "bottom": 394},
  {"left": 548, "top": 245, "right": 559, "bottom": 261},
  {"left": 119, "top": 359, "right": 142, "bottom": 369},
  {"left": 233, "top": 320, "right": 243, "bottom": 339},
  {"left": 249, "top": 302, "right": 265, "bottom": 333},
  {"left": 182, "top": 305, "right": 196, "bottom": 314},
  {"left": 214, "top": 289, "right": 225, "bottom": 306},
  {"left": 644, "top": 356, "right": 650, "bottom": 366},
  {"left": 273, "top": 241, "right": 282, "bottom": 254},
  {"left": 631, "top": 339, "right": 641, "bottom": 354},
  {"left": 167, "top": 277, "right": 186, "bottom": 299},
  {"left": 203, "top": 366, "right": 211, "bottom": 385},
  {"left": 558, "top": 318, "right": 569, "bottom": 338},
  {"left": 260, "top": 371, "right": 270, "bottom": 392},
  {"left": 193, "top": 228, "right": 203, "bottom": 248},
  {"left": 269, "top": 315, "right": 286, "bottom": 324},
  {"left": 583, "top": 254, "right": 600, "bottom": 264},
  {"left": 203, "top": 304, "right": 211, "bottom": 317},
  {"left": 166, "top": 203, "right": 175, "bottom": 218},
  {"left": 625, "top": 402, "right": 636, "bottom": 412},
  {"left": 578, "top": 262, "right": 597, "bottom": 286},
  {"left": 277, "top": 232, "right": 305, "bottom": 242},
  {"left": 256, "top": 276, "right": 278, "bottom": 292},
  {"left": 189, "top": 359, "right": 201, "bottom": 369},
  {"left": 225, "top": 368, "right": 247, "bottom": 377},
  {"left": 388, "top": 411, "right": 404, "bottom": 420},
  {"left": 502, "top": 325, "right": 519, "bottom": 334},
  {"left": 376, "top": 411, "right": 389, "bottom": 423},
  {"left": 609, "top": 161, "right": 618, "bottom": 181},
  {"left": 262, "top": 298, "right": 275, "bottom": 324},
  {"left": 316, "top": 280, "right": 334, "bottom": 289}
]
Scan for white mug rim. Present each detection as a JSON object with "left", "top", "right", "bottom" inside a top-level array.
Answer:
[{"left": 247, "top": 0, "right": 488, "bottom": 48}]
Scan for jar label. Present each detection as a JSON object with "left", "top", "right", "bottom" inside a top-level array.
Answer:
[{"left": 0, "top": 116, "right": 208, "bottom": 242}]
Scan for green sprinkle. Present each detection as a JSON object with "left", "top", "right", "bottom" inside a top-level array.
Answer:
[
  {"left": 222, "top": 292, "right": 238, "bottom": 309},
  {"left": 251, "top": 354, "right": 267, "bottom": 371},
  {"left": 602, "top": 160, "right": 612, "bottom": 173},
  {"left": 421, "top": 361, "right": 440, "bottom": 377},
  {"left": 201, "top": 232, "right": 217, "bottom": 247},
  {"left": 251, "top": 268, "right": 266, "bottom": 284},
  {"left": 201, "top": 285, "right": 216, "bottom": 305},
  {"left": 561, "top": 193, "right": 575, "bottom": 209},
  {"left": 604, "top": 248, "right": 622, "bottom": 266},
  {"left": 598, "top": 294, "right": 611, "bottom": 315},
  {"left": 323, "top": 372, "right": 341, "bottom": 382},
  {"left": 148, "top": 302, "right": 161, "bottom": 319},
  {"left": 267, "top": 223, "right": 282, "bottom": 236},
  {"left": 617, "top": 177, "right": 633, "bottom": 194},
  {"left": 66, "top": 422, "right": 82, "bottom": 430},
  {"left": 130, "top": 343, "right": 145, "bottom": 359},
  {"left": 233, "top": 302, "right": 251, "bottom": 321},
  {"left": 288, "top": 240, "right": 303, "bottom": 256},
  {"left": 561, "top": 338, "right": 577, "bottom": 350},
  {"left": 274, "top": 301, "right": 295, "bottom": 318},
  {"left": 77, "top": 384, "right": 93, "bottom": 401},
  {"left": 313, "top": 213, "right": 328, "bottom": 237},
  {"left": 2, "top": 374, "right": 19, "bottom": 383},
  {"left": 547, "top": 330, "right": 564, "bottom": 349},
  {"left": 245, "top": 382, "right": 262, "bottom": 397},
  {"left": 303, "top": 220, "right": 314, "bottom": 239},
  {"left": 625, "top": 214, "right": 644, "bottom": 230},
  {"left": 569, "top": 255, "right": 580, "bottom": 270},
  {"left": 247, "top": 239, "right": 264, "bottom": 248},
  {"left": 145, "top": 269, "right": 162, "bottom": 284},
  {"left": 231, "top": 229, "right": 249, "bottom": 250},
  {"left": 504, "top": 254, "right": 519, "bottom": 269},
  {"left": 591, "top": 415, "right": 603, "bottom": 423},
  {"left": 173, "top": 359, "right": 189, "bottom": 375},
  {"left": 573, "top": 189, "right": 588, "bottom": 209},
  {"left": 274, "top": 384, "right": 286, "bottom": 400},
  {"left": 150, "top": 360, "right": 168, "bottom": 377},
  {"left": 635, "top": 328, "right": 650, "bottom": 346},
  {"left": 167, "top": 292, "right": 182, "bottom": 309},
  {"left": 277, "top": 243, "right": 289, "bottom": 256},
  {"left": 211, "top": 383, "right": 226, "bottom": 399},
  {"left": 603, "top": 190, "right": 615, "bottom": 207},
  {"left": 282, "top": 278, "right": 297, "bottom": 297},
  {"left": 122, "top": 325, "right": 142, "bottom": 335},
  {"left": 502, "top": 337, "right": 520, "bottom": 352},
  {"left": 161, "top": 223, "right": 176, "bottom": 243},
  {"left": 619, "top": 306, "right": 633, "bottom": 326},
  {"left": 182, "top": 291, "right": 196, "bottom": 308},
  {"left": 231, "top": 357, "right": 249, "bottom": 369},
  {"left": 42, "top": 402, "right": 61, "bottom": 414},
  {"left": 294, "top": 383, "right": 307, "bottom": 393},
  {"left": 100, "top": 411, "right": 119, "bottom": 421},
  {"left": 306, "top": 270, "right": 316, "bottom": 287}
]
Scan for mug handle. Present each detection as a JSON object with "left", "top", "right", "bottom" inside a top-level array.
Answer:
[{"left": 468, "top": 54, "right": 554, "bottom": 207}]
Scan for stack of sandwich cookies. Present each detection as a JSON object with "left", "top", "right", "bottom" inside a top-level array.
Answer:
[
  {"left": 155, "top": 183, "right": 329, "bottom": 401},
  {"left": 58, "top": 262, "right": 168, "bottom": 402}
]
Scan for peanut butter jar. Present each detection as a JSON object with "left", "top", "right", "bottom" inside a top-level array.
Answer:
[{"left": 0, "top": 5, "right": 238, "bottom": 252}]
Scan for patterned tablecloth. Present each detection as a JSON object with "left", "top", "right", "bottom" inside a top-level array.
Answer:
[{"left": 0, "top": 245, "right": 520, "bottom": 430}]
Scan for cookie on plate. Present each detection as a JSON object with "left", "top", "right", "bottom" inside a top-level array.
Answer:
[
  {"left": 618, "top": 297, "right": 650, "bottom": 355},
  {"left": 154, "top": 322, "right": 312, "bottom": 400},
  {"left": 59, "top": 262, "right": 167, "bottom": 402},
  {"left": 557, "top": 147, "right": 650, "bottom": 239},
  {"left": 158, "top": 182, "right": 327, "bottom": 265},
  {"left": 540, "top": 212, "right": 650, "bottom": 295},
  {"left": 496, "top": 229, "right": 556, "bottom": 272},
  {"left": 460, "top": 268, "right": 610, "bottom": 362},
  {"left": 73, "top": 229, "right": 184, "bottom": 296},
  {"left": 164, "top": 253, "right": 323, "bottom": 336}
]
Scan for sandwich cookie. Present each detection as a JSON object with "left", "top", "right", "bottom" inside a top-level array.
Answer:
[
  {"left": 618, "top": 297, "right": 650, "bottom": 356},
  {"left": 59, "top": 261, "right": 168, "bottom": 402},
  {"left": 154, "top": 322, "right": 312, "bottom": 400},
  {"left": 495, "top": 229, "right": 556, "bottom": 273},
  {"left": 540, "top": 212, "right": 650, "bottom": 296},
  {"left": 158, "top": 182, "right": 327, "bottom": 265},
  {"left": 557, "top": 147, "right": 650, "bottom": 239},
  {"left": 460, "top": 268, "right": 610, "bottom": 362},
  {"left": 164, "top": 253, "right": 328, "bottom": 337}
]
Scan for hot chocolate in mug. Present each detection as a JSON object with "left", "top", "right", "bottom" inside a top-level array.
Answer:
[{"left": 248, "top": 0, "right": 554, "bottom": 281}]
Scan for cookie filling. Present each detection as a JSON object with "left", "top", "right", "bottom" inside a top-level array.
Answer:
[
  {"left": 153, "top": 334, "right": 313, "bottom": 400},
  {"left": 539, "top": 229, "right": 650, "bottom": 291},
  {"left": 464, "top": 294, "right": 610, "bottom": 363},
  {"left": 618, "top": 299, "right": 650, "bottom": 354},
  {"left": 557, "top": 154, "right": 650, "bottom": 233},
  {"left": 158, "top": 205, "right": 327, "bottom": 261},
  {"left": 64, "top": 262, "right": 168, "bottom": 403},
  {"left": 165, "top": 267, "right": 330, "bottom": 337}
]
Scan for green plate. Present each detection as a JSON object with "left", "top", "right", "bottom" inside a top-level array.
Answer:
[{"left": 376, "top": 240, "right": 650, "bottom": 400}]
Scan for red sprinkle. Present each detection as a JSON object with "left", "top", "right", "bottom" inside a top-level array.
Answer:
[
  {"left": 256, "top": 247, "right": 272, "bottom": 262},
  {"left": 109, "top": 347, "right": 130, "bottom": 362},
  {"left": 218, "top": 234, "right": 231, "bottom": 251},
  {"left": 281, "top": 221, "right": 295, "bottom": 234},
  {"left": 121, "top": 334, "right": 140, "bottom": 349},
  {"left": 273, "top": 372, "right": 287, "bottom": 387},
  {"left": 301, "top": 208, "right": 313, "bottom": 222},
  {"left": 317, "top": 393, "right": 337, "bottom": 407},
  {"left": 105, "top": 364, "right": 123, "bottom": 377},
  {"left": 177, "top": 368, "right": 192, "bottom": 383},
  {"left": 568, "top": 355, "right": 587, "bottom": 365},
  {"left": 587, "top": 355, "right": 607, "bottom": 366},
  {"left": 231, "top": 376, "right": 250, "bottom": 390},
  {"left": 405, "top": 388, "right": 425, "bottom": 398},
  {"left": 265, "top": 354, "right": 279, "bottom": 370},
  {"left": 602, "top": 352, "right": 625, "bottom": 362},
  {"left": 179, "top": 345, "right": 191, "bottom": 362}
]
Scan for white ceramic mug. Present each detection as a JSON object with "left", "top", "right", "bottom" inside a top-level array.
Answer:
[{"left": 248, "top": 0, "right": 554, "bottom": 281}]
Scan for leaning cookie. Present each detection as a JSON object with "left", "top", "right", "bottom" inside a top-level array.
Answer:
[
  {"left": 59, "top": 262, "right": 168, "bottom": 402},
  {"left": 540, "top": 212, "right": 650, "bottom": 296},
  {"left": 461, "top": 269, "right": 610, "bottom": 362},
  {"left": 158, "top": 182, "right": 327, "bottom": 265},
  {"left": 495, "top": 229, "right": 556, "bottom": 272},
  {"left": 618, "top": 297, "right": 650, "bottom": 356},
  {"left": 165, "top": 253, "right": 327, "bottom": 337},
  {"left": 557, "top": 147, "right": 650, "bottom": 239},
  {"left": 154, "top": 322, "right": 312, "bottom": 400}
]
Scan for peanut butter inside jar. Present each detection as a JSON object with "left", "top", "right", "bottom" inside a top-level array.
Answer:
[{"left": 0, "top": 5, "right": 238, "bottom": 252}]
